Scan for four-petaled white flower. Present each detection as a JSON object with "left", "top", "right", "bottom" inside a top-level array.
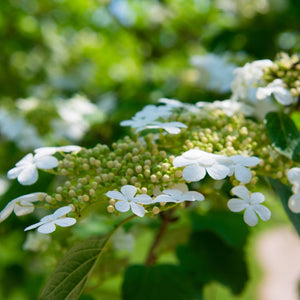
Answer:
[
  {"left": 7, "top": 145, "right": 81, "bottom": 186},
  {"left": 173, "top": 149, "right": 230, "bottom": 182},
  {"left": 256, "top": 79, "right": 297, "bottom": 105},
  {"left": 154, "top": 183, "right": 204, "bottom": 203},
  {"left": 24, "top": 206, "right": 76, "bottom": 234},
  {"left": 227, "top": 186, "right": 271, "bottom": 226},
  {"left": 0, "top": 192, "right": 46, "bottom": 223},
  {"left": 106, "top": 185, "right": 153, "bottom": 217},
  {"left": 287, "top": 168, "right": 300, "bottom": 213},
  {"left": 227, "top": 155, "right": 260, "bottom": 184},
  {"left": 7, "top": 153, "right": 58, "bottom": 185}
]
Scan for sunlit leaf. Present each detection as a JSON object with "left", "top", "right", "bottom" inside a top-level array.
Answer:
[
  {"left": 268, "top": 178, "right": 300, "bottom": 236},
  {"left": 265, "top": 112, "right": 300, "bottom": 162},
  {"left": 39, "top": 235, "right": 107, "bottom": 300}
]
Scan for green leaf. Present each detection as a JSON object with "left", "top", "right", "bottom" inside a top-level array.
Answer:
[
  {"left": 39, "top": 235, "right": 108, "bottom": 300},
  {"left": 265, "top": 111, "right": 300, "bottom": 162},
  {"left": 177, "top": 230, "right": 248, "bottom": 295},
  {"left": 122, "top": 265, "right": 203, "bottom": 300},
  {"left": 268, "top": 178, "right": 300, "bottom": 236},
  {"left": 190, "top": 211, "right": 249, "bottom": 249}
]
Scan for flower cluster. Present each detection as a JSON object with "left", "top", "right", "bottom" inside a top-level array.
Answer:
[{"left": 4, "top": 54, "right": 300, "bottom": 236}]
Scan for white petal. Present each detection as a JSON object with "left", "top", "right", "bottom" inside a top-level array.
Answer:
[
  {"left": 274, "top": 87, "right": 294, "bottom": 105},
  {"left": 34, "top": 147, "right": 57, "bottom": 156},
  {"left": 243, "top": 207, "right": 258, "bottom": 226},
  {"left": 18, "top": 165, "right": 38, "bottom": 185},
  {"left": 287, "top": 168, "right": 300, "bottom": 185},
  {"left": 163, "top": 189, "right": 183, "bottom": 198},
  {"left": 7, "top": 166, "right": 23, "bottom": 180},
  {"left": 115, "top": 200, "right": 130, "bottom": 212},
  {"left": 231, "top": 185, "right": 250, "bottom": 200},
  {"left": 206, "top": 164, "right": 229, "bottom": 180},
  {"left": 120, "top": 185, "right": 137, "bottom": 199},
  {"left": 106, "top": 191, "right": 126, "bottom": 201},
  {"left": 230, "top": 155, "right": 260, "bottom": 167},
  {"left": 17, "top": 192, "right": 46, "bottom": 204},
  {"left": 173, "top": 156, "right": 194, "bottom": 167},
  {"left": 14, "top": 203, "right": 34, "bottom": 216},
  {"left": 130, "top": 202, "right": 146, "bottom": 217},
  {"left": 0, "top": 200, "right": 16, "bottom": 222},
  {"left": 53, "top": 206, "right": 72, "bottom": 219},
  {"left": 182, "top": 164, "right": 206, "bottom": 182},
  {"left": 38, "top": 222, "right": 56, "bottom": 234},
  {"left": 227, "top": 198, "right": 248, "bottom": 212},
  {"left": 250, "top": 192, "right": 265, "bottom": 204},
  {"left": 34, "top": 155, "right": 58, "bottom": 169},
  {"left": 24, "top": 221, "right": 45, "bottom": 231},
  {"left": 134, "top": 194, "right": 153, "bottom": 204},
  {"left": 153, "top": 195, "right": 174, "bottom": 203},
  {"left": 288, "top": 193, "right": 300, "bottom": 213},
  {"left": 234, "top": 165, "right": 252, "bottom": 183},
  {"left": 16, "top": 153, "right": 34, "bottom": 166},
  {"left": 58, "top": 145, "right": 81, "bottom": 153},
  {"left": 254, "top": 205, "right": 271, "bottom": 221},
  {"left": 181, "top": 191, "right": 204, "bottom": 201},
  {"left": 54, "top": 217, "right": 77, "bottom": 227}
]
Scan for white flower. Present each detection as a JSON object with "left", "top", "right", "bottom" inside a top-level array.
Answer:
[
  {"left": 227, "top": 155, "right": 260, "bottom": 184},
  {"left": 0, "top": 192, "right": 46, "bottom": 223},
  {"left": 120, "top": 104, "right": 173, "bottom": 133},
  {"left": 227, "top": 186, "right": 271, "bottom": 226},
  {"left": 257, "top": 79, "right": 297, "bottom": 105},
  {"left": 24, "top": 206, "right": 76, "bottom": 234},
  {"left": 191, "top": 53, "right": 236, "bottom": 93},
  {"left": 144, "top": 121, "right": 187, "bottom": 134},
  {"left": 231, "top": 59, "right": 274, "bottom": 103},
  {"left": 106, "top": 185, "right": 153, "bottom": 217},
  {"left": 173, "top": 149, "right": 230, "bottom": 182},
  {"left": 7, "top": 153, "right": 58, "bottom": 185},
  {"left": 287, "top": 168, "right": 300, "bottom": 213},
  {"left": 287, "top": 168, "right": 300, "bottom": 193},
  {"left": 34, "top": 145, "right": 81, "bottom": 156},
  {"left": 196, "top": 99, "right": 244, "bottom": 117},
  {"left": 154, "top": 183, "right": 204, "bottom": 203}
]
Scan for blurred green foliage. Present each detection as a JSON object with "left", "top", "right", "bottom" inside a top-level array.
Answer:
[{"left": 0, "top": 0, "right": 300, "bottom": 299}]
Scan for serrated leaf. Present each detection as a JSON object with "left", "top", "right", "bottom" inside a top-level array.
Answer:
[
  {"left": 39, "top": 235, "right": 107, "bottom": 300},
  {"left": 268, "top": 177, "right": 300, "bottom": 236},
  {"left": 177, "top": 230, "right": 248, "bottom": 295},
  {"left": 122, "top": 265, "right": 203, "bottom": 300},
  {"left": 265, "top": 112, "right": 300, "bottom": 162}
]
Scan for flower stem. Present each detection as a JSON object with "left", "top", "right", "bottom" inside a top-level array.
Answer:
[{"left": 145, "top": 209, "right": 176, "bottom": 266}]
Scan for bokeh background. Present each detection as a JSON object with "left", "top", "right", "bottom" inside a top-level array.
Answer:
[{"left": 0, "top": 0, "right": 300, "bottom": 299}]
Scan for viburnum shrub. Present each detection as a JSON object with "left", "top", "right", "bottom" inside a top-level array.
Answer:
[{"left": 2, "top": 53, "right": 300, "bottom": 299}]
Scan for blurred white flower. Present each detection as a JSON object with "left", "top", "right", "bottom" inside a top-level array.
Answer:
[
  {"left": 23, "top": 231, "right": 51, "bottom": 252},
  {"left": 287, "top": 168, "right": 300, "bottom": 213},
  {"left": 0, "top": 192, "right": 46, "bottom": 223},
  {"left": 106, "top": 185, "right": 153, "bottom": 217},
  {"left": 154, "top": 183, "right": 204, "bottom": 203},
  {"left": 257, "top": 79, "right": 297, "bottom": 105},
  {"left": 34, "top": 145, "right": 81, "bottom": 156},
  {"left": 191, "top": 53, "right": 236, "bottom": 93},
  {"left": 227, "top": 185, "right": 271, "bottom": 226},
  {"left": 111, "top": 227, "right": 135, "bottom": 252},
  {"left": 7, "top": 153, "right": 58, "bottom": 185},
  {"left": 173, "top": 149, "right": 230, "bottom": 182},
  {"left": 24, "top": 206, "right": 76, "bottom": 234}
]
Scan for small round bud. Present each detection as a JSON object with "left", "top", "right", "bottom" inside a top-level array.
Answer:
[
  {"left": 152, "top": 206, "right": 160, "bottom": 214},
  {"left": 107, "top": 205, "right": 115, "bottom": 213}
]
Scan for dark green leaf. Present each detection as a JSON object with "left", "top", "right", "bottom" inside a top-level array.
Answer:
[
  {"left": 268, "top": 178, "right": 300, "bottom": 236},
  {"left": 190, "top": 211, "right": 249, "bottom": 249},
  {"left": 122, "top": 265, "right": 203, "bottom": 300},
  {"left": 265, "top": 112, "right": 300, "bottom": 162},
  {"left": 39, "top": 235, "right": 107, "bottom": 300},
  {"left": 177, "top": 230, "right": 248, "bottom": 295}
]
